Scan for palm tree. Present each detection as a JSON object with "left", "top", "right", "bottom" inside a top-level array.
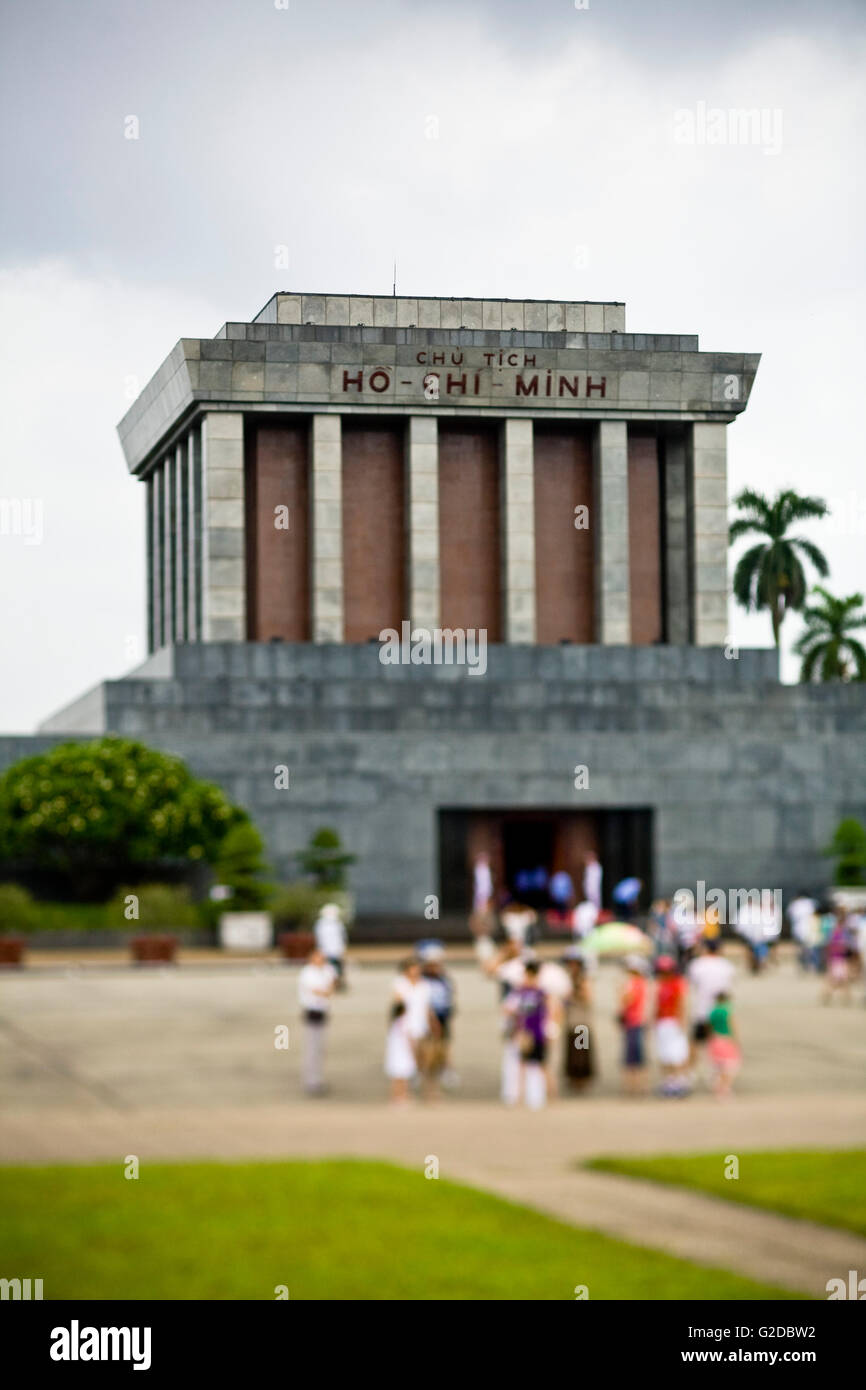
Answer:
[
  {"left": 729, "top": 488, "right": 829, "bottom": 646},
  {"left": 793, "top": 587, "right": 866, "bottom": 682}
]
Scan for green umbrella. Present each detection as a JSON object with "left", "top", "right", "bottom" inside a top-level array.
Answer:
[{"left": 581, "top": 922, "right": 652, "bottom": 957}]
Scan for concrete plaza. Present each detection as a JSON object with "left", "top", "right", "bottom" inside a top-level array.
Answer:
[{"left": 2, "top": 945, "right": 866, "bottom": 1296}]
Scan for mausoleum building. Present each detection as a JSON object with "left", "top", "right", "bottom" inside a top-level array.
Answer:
[{"left": 2, "top": 292, "right": 862, "bottom": 925}]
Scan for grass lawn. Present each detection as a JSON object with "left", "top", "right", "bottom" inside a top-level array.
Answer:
[
  {"left": 587, "top": 1149, "right": 866, "bottom": 1239},
  {"left": 0, "top": 1158, "right": 801, "bottom": 1300}
]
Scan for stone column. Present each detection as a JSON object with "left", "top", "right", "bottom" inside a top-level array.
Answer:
[
  {"left": 407, "top": 416, "right": 439, "bottom": 630},
  {"left": 501, "top": 418, "right": 536, "bottom": 642},
  {"left": 689, "top": 422, "right": 728, "bottom": 646},
  {"left": 187, "top": 423, "right": 202, "bottom": 641},
  {"left": 310, "top": 414, "right": 343, "bottom": 642},
  {"left": 146, "top": 473, "right": 156, "bottom": 653},
  {"left": 592, "top": 421, "right": 630, "bottom": 643},
  {"left": 162, "top": 452, "right": 175, "bottom": 645},
  {"left": 174, "top": 438, "right": 188, "bottom": 643},
  {"left": 153, "top": 463, "right": 165, "bottom": 648},
  {"left": 663, "top": 434, "right": 691, "bottom": 643},
  {"left": 201, "top": 412, "right": 246, "bottom": 641}
]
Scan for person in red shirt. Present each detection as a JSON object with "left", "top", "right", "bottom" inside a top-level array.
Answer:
[
  {"left": 654, "top": 956, "right": 690, "bottom": 1096},
  {"left": 618, "top": 956, "right": 649, "bottom": 1094}
]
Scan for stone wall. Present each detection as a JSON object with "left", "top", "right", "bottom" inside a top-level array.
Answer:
[{"left": 7, "top": 644, "right": 863, "bottom": 919}]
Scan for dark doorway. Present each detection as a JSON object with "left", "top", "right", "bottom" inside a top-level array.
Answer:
[
  {"left": 503, "top": 819, "right": 555, "bottom": 907},
  {"left": 437, "top": 807, "right": 653, "bottom": 914}
]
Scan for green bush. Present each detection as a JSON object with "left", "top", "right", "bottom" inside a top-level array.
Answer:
[
  {"left": 270, "top": 884, "right": 353, "bottom": 932},
  {"left": 105, "top": 884, "right": 199, "bottom": 932},
  {"left": 296, "top": 826, "right": 356, "bottom": 889},
  {"left": 825, "top": 817, "right": 866, "bottom": 887},
  {"left": 0, "top": 883, "right": 37, "bottom": 934},
  {"left": 270, "top": 882, "right": 325, "bottom": 930},
  {"left": 0, "top": 737, "right": 249, "bottom": 900},
  {"left": 211, "top": 823, "right": 272, "bottom": 912}
]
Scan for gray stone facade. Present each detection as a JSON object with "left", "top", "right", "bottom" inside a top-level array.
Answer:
[{"left": 21, "top": 643, "right": 866, "bottom": 919}]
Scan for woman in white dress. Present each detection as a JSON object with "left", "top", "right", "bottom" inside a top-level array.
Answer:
[{"left": 385, "top": 1001, "right": 417, "bottom": 1103}]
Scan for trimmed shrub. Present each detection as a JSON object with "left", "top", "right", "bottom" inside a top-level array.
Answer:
[
  {"left": 825, "top": 817, "right": 866, "bottom": 887},
  {"left": 211, "top": 823, "right": 272, "bottom": 912},
  {"left": 0, "top": 883, "right": 37, "bottom": 934},
  {"left": 0, "top": 737, "right": 249, "bottom": 900},
  {"left": 105, "top": 884, "right": 199, "bottom": 931},
  {"left": 296, "top": 827, "right": 356, "bottom": 890}
]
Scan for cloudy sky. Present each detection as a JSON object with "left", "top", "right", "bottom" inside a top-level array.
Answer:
[{"left": 1, "top": 0, "right": 864, "bottom": 730}]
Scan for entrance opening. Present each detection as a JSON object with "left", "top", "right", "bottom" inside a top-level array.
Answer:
[
  {"left": 438, "top": 807, "right": 653, "bottom": 915},
  {"left": 502, "top": 819, "right": 555, "bottom": 908}
]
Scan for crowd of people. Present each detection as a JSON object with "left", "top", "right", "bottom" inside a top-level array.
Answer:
[
  {"left": 295, "top": 890, "right": 865, "bottom": 1103},
  {"left": 787, "top": 892, "right": 866, "bottom": 1001},
  {"left": 479, "top": 933, "right": 742, "bottom": 1108}
]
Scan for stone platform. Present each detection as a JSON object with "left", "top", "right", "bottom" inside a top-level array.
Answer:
[{"left": 0, "top": 643, "right": 861, "bottom": 916}]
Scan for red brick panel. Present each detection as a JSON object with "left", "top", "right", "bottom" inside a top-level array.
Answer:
[
  {"left": 533, "top": 427, "right": 594, "bottom": 643},
  {"left": 438, "top": 424, "right": 502, "bottom": 639},
  {"left": 342, "top": 421, "right": 406, "bottom": 642},
  {"left": 627, "top": 431, "right": 663, "bottom": 645},
  {"left": 553, "top": 814, "right": 600, "bottom": 878},
  {"left": 246, "top": 422, "right": 310, "bottom": 641}
]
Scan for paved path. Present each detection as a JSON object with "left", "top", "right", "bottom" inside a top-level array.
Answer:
[{"left": 4, "top": 1092, "right": 865, "bottom": 1297}]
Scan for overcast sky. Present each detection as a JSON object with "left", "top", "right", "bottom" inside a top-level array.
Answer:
[{"left": 1, "top": 0, "right": 864, "bottom": 731}]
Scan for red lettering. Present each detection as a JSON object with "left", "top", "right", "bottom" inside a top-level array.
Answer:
[
  {"left": 515, "top": 374, "right": 539, "bottom": 396},
  {"left": 507, "top": 353, "right": 518, "bottom": 366},
  {"left": 431, "top": 352, "right": 445, "bottom": 365},
  {"left": 586, "top": 376, "right": 606, "bottom": 397},
  {"left": 416, "top": 351, "right": 427, "bottom": 364},
  {"left": 523, "top": 354, "right": 536, "bottom": 367},
  {"left": 342, "top": 370, "right": 363, "bottom": 391},
  {"left": 446, "top": 373, "right": 467, "bottom": 394},
  {"left": 368, "top": 369, "right": 391, "bottom": 393},
  {"left": 558, "top": 376, "right": 579, "bottom": 396}
]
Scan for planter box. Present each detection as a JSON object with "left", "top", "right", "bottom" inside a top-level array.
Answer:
[
  {"left": 130, "top": 934, "right": 178, "bottom": 965},
  {"left": 278, "top": 930, "right": 315, "bottom": 960},
  {"left": 0, "top": 936, "right": 26, "bottom": 967},
  {"left": 219, "top": 912, "right": 273, "bottom": 952}
]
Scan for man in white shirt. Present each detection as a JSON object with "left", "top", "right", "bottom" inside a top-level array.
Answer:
[
  {"left": 501, "top": 903, "right": 537, "bottom": 946},
  {"left": 538, "top": 957, "right": 572, "bottom": 1099},
  {"left": 471, "top": 853, "right": 495, "bottom": 936},
  {"left": 483, "top": 941, "right": 526, "bottom": 1105},
  {"left": 314, "top": 902, "right": 347, "bottom": 987},
  {"left": 297, "top": 948, "right": 337, "bottom": 1095},
  {"left": 473, "top": 853, "right": 494, "bottom": 913},
  {"left": 572, "top": 899, "right": 598, "bottom": 940},
  {"left": 787, "top": 893, "right": 817, "bottom": 969},
  {"left": 583, "top": 852, "right": 602, "bottom": 911},
  {"left": 687, "top": 939, "right": 735, "bottom": 1064}
]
